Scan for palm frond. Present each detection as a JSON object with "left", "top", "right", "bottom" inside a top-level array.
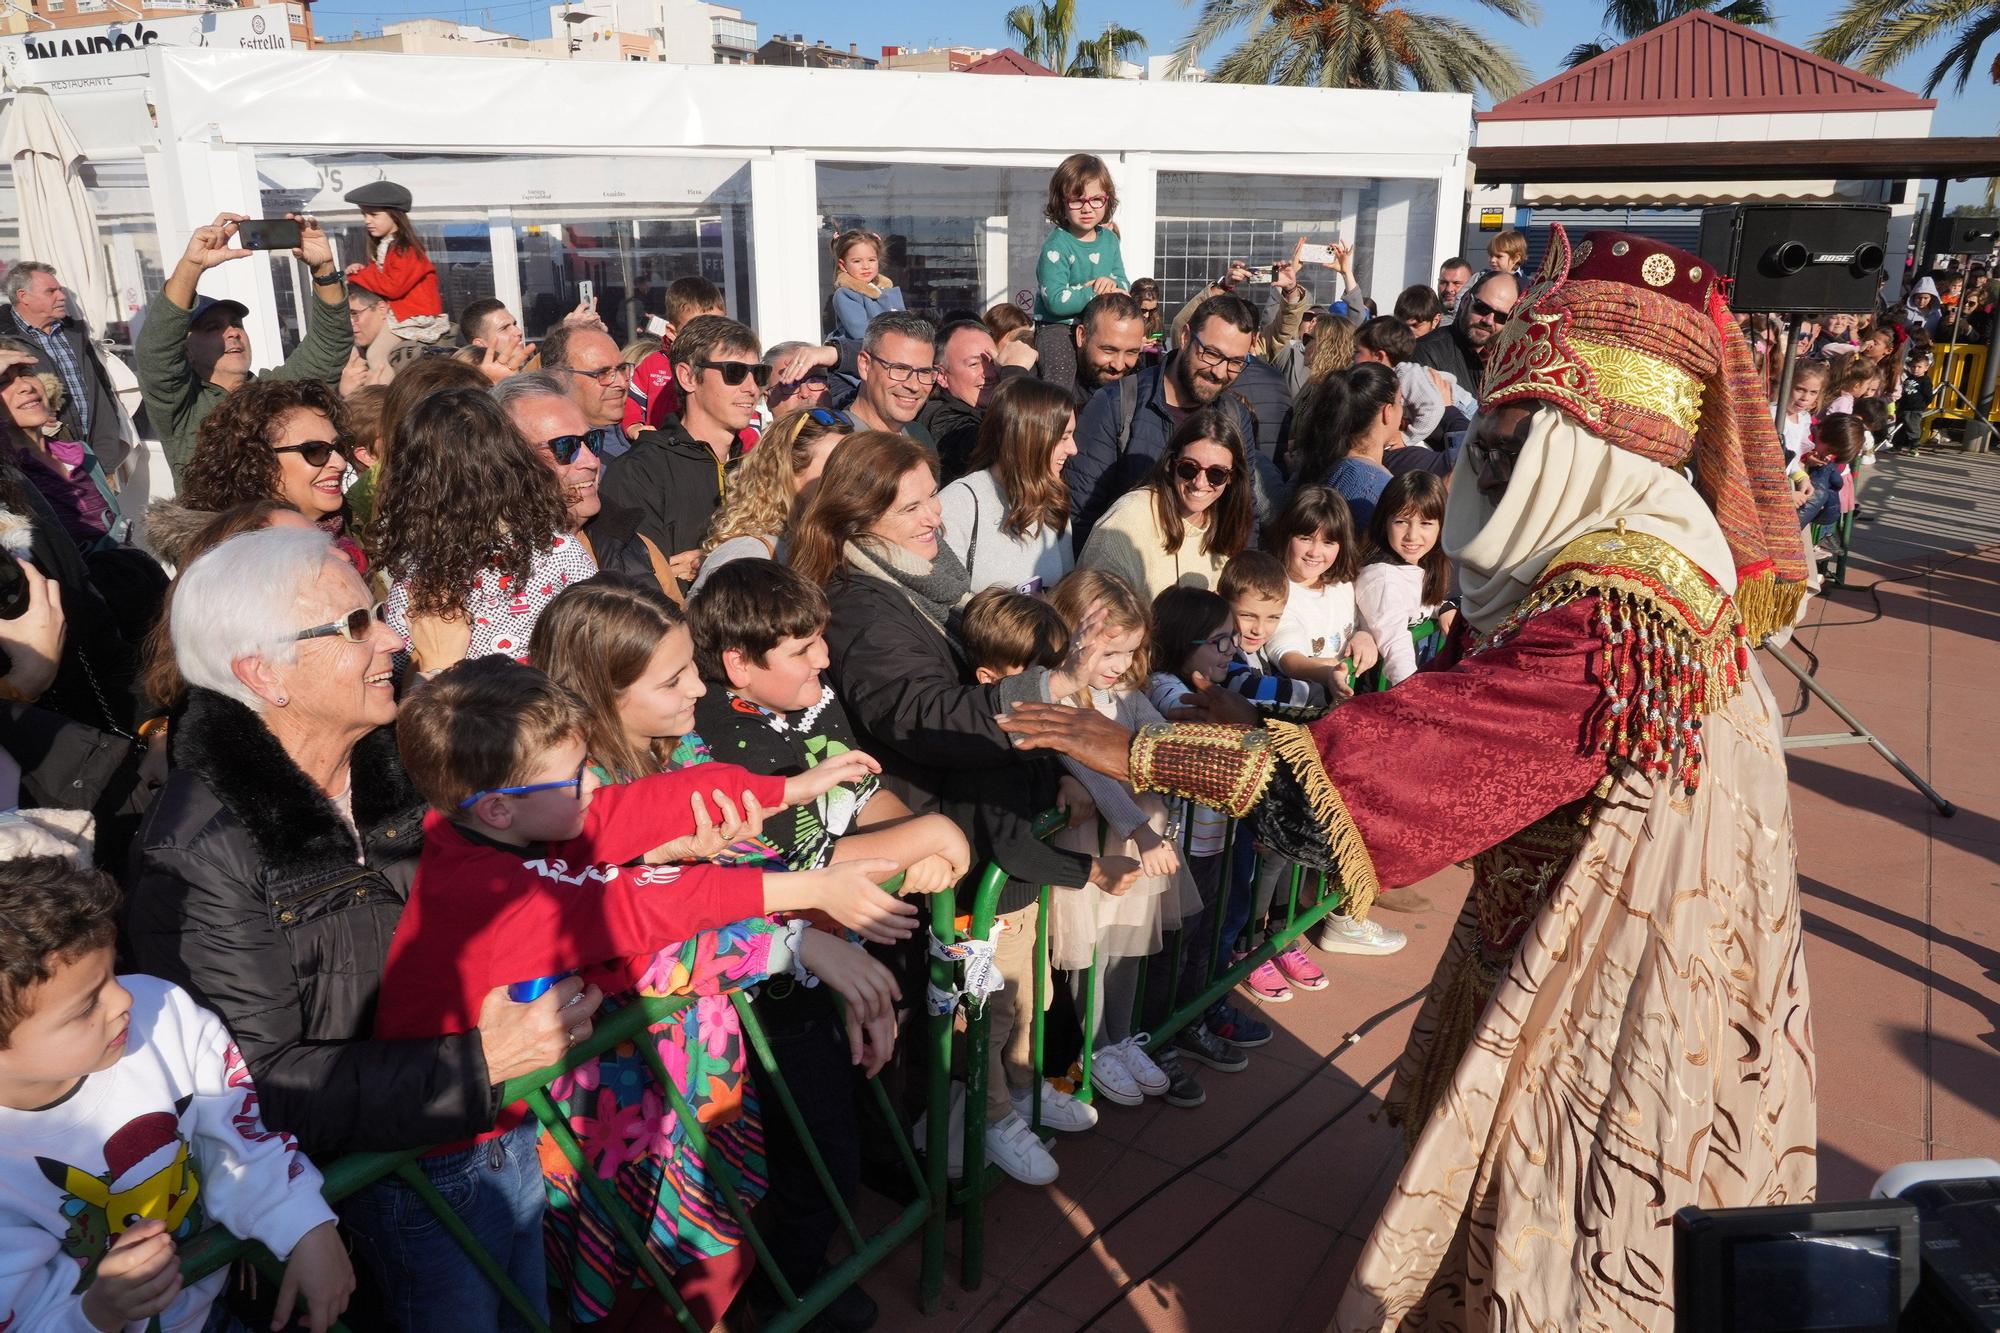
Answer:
[
  {"left": 1923, "top": 1, "right": 2000, "bottom": 89},
  {"left": 1563, "top": 39, "right": 1609, "bottom": 66},
  {"left": 1713, "top": 0, "right": 1776, "bottom": 24},
  {"left": 1170, "top": 0, "right": 1264, "bottom": 77},
  {"left": 1811, "top": 0, "right": 1930, "bottom": 63}
]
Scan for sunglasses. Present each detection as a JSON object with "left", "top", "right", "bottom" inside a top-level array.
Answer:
[
  {"left": 294, "top": 601, "right": 387, "bottom": 644},
  {"left": 540, "top": 427, "right": 613, "bottom": 465},
  {"left": 804, "top": 407, "right": 852, "bottom": 430},
  {"left": 1174, "top": 459, "right": 1232, "bottom": 488},
  {"left": 271, "top": 439, "right": 351, "bottom": 469},
  {"left": 1469, "top": 298, "right": 1512, "bottom": 322},
  {"left": 698, "top": 359, "right": 773, "bottom": 388},
  {"left": 457, "top": 760, "right": 589, "bottom": 810}
]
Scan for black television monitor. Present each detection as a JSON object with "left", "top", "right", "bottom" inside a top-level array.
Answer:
[{"left": 1674, "top": 1200, "right": 1921, "bottom": 1333}]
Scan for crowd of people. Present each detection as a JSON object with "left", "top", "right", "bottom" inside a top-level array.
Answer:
[{"left": 0, "top": 148, "right": 1958, "bottom": 1332}]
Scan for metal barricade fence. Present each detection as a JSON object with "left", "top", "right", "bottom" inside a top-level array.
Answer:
[
  {"left": 169, "top": 819, "right": 1348, "bottom": 1324},
  {"left": 935, "top": 804, "right": 1349, "bottom": 1292},
  {"left": 176, "top": 964, "right": 942, "bottom": 1330}
]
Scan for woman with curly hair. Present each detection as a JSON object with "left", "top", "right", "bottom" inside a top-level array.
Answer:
[
  {"left": 373, "top": 385, "right": 595, "bottom": 667},
  {"left": 689, "top": 407, "right": 849, "bottom": 591},
  {"left": 176, "top": 378, "right": 364, "bottom": 566}
]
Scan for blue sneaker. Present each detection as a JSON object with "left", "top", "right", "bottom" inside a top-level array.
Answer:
[{"left": 1205, "top": 1000, "right": 1272, "bottom": 1048}]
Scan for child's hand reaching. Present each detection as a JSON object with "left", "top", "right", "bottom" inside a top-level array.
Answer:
[
  {"left": 1056, "top": 775, "right": 1097, "bottom": 828},
  {"left": 782, "top": 751, "right": 881, "bottom": 808},
  {"left": 1346, "top": 631, "right": 1380, "bottom": 678},
  {"left": 82, "top": 1219, "right": 181, "bottom": 1331},
  {"left": 799, "top": 931, "right": 901, "bottom": 1076},
  {"left": 272, "top": 1219, "right": 355, "bottom": 1332},
  {"left": 646, "top": 790, "right": 767, "bottom": 863},
  {"left": 1088, "top": 855, "right": 1142, "bottom": 897},
  {"left": 899, "top": 852, "right": 962, "bottom": 896},
  {"left": 1131, "top": 826, "right": 1180, "bottom": 879},
  {"left": 781, "top": 859, "right": 915, "bottom": 943}
]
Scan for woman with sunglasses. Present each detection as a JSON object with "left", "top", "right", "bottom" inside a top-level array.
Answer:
[
  {"left": 176, "top": 377, "right": 369, "bottom": 570},
  {"left": 1075, "top": 406, "right": 1254, "bottom": 602},
  {"left": 129, "top": 523, "right": 599, "bottom": 1168},
  {"left": 374, "top": 386, "right": 596, "bottom": 671},
  {"left": 690, "top": 406, "right": 849, "bottom": 592}
]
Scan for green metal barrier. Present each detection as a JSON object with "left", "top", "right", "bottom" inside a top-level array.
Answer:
[
  {"left": 937, "top": 807, "right": 1347, "bottom": 1291},
  {"left": 177, "top": 981, "right": 935, "bottom": 1332}
]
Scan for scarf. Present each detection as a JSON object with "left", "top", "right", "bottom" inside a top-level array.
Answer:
[
  {"left": 1445, "top": 406, "right": 1736, "bottom": 635},
  {"left": 835, "top": 270, "right": 896, "bottom": 302},
  {"left": 843, "top": 535, "right": 972, "bottom": 643}
]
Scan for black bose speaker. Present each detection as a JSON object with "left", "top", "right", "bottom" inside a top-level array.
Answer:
[
  {"left": 1940, "top": 215, "right": 2000, "bottom": 255},
  {"left": 1699, "top": 204, "right": 1891, "bottom": 313}
]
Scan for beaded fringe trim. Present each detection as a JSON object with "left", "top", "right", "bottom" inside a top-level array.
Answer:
[
  {"left": 1128, "top": 722, "right": 1277, "bottom": 820},
  {"left": 1266, "top": 721, "right": 1382, "bottom": 922},
  {"left": 1485, "top": 573, "right": 1746, "bottom": 795}
]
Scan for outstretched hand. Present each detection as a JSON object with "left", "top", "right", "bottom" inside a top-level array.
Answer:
[
  {"left": 997, "top": 702, "right": 1133, "bottom": 781},
  {"left": 1168, "top": 672, "right": 1259, "bottom": 726}
]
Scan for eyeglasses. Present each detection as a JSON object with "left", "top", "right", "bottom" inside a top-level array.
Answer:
[
  {"left": 457, "top": 760, "right": 589, "bottom": 811},
  {"left": 1468, "top": 298, "right": 1512, "bottom": 322},
  {"left": 270, "top": 439, "right": 351, "bottom": 469},
  {"left": 1065, "top": 195, "right": 1110, "bottom": 211},
  {"left": 294, "top": 601, "right": 387, "bottom": 644},
  {"left": 1188, "top": 332, "right": 1249, "bottom": 376},
  {"left": 866, "top": 355, "right": 938, "bottom": 387},
  {"left": 804, "top": 407, "right": 852, "bottom": 430},
  {"left": 540, "top": 427, "right": 613, "bottom": 465},
  {"left": 698, "top": 359, "right": 773, "bottom": 388},
  {"left": 1189, "top": 628, "right": 1240, "bottom": 655},
  {"left": 1174, "top": 459, "right": 1233, "bottom": 489},
  {"left": 562, "top": 362, "right": 632, "bottom": 386}
]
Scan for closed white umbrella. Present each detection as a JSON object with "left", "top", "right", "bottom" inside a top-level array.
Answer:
[{"left": 1, "top": 87, "right": 115, "bottom": 330}]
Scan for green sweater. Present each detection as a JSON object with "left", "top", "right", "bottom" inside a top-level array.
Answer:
[
  {"left": 137, "top": 285, "right": 354, "bottom": 478},
  {"left": 1035, "top": 226, "right": 1128, "bottom": 323}
]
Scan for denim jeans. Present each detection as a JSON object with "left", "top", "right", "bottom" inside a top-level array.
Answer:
[
  {"left": 342, "top": 1118, "right": 549, "bottom": 1332},
  {"left": 1219, "top": 831, "right": 1258, "bottom": 954}
]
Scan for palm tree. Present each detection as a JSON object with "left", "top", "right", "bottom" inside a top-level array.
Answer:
[
  {"left": 1560, "top": 0, "right": 1775, "bottom": 69},
  {"left": 1811, "top": 0, "right": 2000, "bottom": 96},
  {"left": 1168, "top": 0, "right": 1539, "bottom": 99},
  {"left": 1005, "top": 1, "right": 1149, "bottom": 77}
]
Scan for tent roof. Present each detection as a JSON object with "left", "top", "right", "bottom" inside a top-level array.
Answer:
[
  {"left": 964, "top": 47, "right": 1056, "bottom": 76},
  {"left": 1478, "top": 10, "right": 1935, "bottom": 122}
]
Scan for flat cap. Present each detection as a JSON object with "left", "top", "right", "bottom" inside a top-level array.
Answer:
[{"left": 344, "top": 180, "right": 413, "bottom": 211}]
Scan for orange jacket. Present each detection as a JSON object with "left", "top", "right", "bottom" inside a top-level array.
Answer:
[{"left": 349, "top": 243, "right": 442, "bottom": 321}]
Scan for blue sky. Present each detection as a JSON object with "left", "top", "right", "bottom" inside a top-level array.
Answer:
[{"left": 308, "top": 0, "right": 2000, "bottom": 137}]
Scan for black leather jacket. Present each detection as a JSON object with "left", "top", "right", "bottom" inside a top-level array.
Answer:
[{"left": 125, "top": 688, "right": 498, "bottom": 1156}]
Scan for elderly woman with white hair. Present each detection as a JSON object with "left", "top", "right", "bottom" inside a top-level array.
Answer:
[{"left": 126, "top": 525, "right": 601, "bottom": 1157}]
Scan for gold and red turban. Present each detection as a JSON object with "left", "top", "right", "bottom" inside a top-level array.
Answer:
[{"left": 1481, "top": 225, "right": 1806, "bottom": 639}]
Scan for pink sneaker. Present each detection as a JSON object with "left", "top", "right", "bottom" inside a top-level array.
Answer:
[
  {"left": 1275, "top": 942, "right": 1328, "bottom": 991},
  {"left": 1244, "top": 957, "right": 1293, "bottom": 1003}
]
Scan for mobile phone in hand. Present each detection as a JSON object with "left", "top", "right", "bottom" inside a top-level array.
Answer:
[
  {"left": 236, "top": 218, "right": 303, "bottom": 251},
  {"left": 578, "top": 279, "right": 595, "bottom": 307},
  {"left": 1298, "top": 241, "right": 1341, "bottom": 265},
  {"left": 1245, "top": 265, "right": 1276, "bottom": 284}
]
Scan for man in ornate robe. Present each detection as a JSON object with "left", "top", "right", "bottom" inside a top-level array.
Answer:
[{"left": 1001, "top": 227, "right": 1817, "bottom": 1332}]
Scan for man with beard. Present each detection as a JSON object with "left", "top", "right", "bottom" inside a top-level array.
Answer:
[
  {"left": 1411, "top": 270, "right": 1517, "bottom": 406},
  {"left": 1057, "top": 291, "right": 1149, "bottom": 410},
  {"left": 598, "top": 315, "right": 762, "bottom": 598},
  {"left": 1001, "top": 228, "right": 1814, "bottom": 1333},
  {"left": 1435, "top": 255, "right": 1473, "bottom": 311},
  {"left": 1065, "top": 293, "right": 1262, "bottom": 540}
]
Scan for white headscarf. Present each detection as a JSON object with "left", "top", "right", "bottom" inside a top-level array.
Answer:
[{"left": 1444, "top": 406, "right": 1738, "bottom": 634}]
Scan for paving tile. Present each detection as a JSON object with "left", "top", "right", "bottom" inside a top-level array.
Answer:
[
  {"left": 1815, "top": 1013, "right": 1929, "bottom": 1140},
  {"left": 1283, "top": 1234, "right": 1367, "bottom": 1332},
  {"left": 1816, "top": 1111, "right": 1931, "bottom": 1202}
]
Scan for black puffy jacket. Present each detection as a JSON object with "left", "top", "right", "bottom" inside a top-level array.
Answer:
[{"left": 125, "top": 688, "right": 498, "bottom": 1157}]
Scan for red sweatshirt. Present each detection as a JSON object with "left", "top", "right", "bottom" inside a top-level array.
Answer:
[
  {"left": 376, "top": 764, "right": 788, "bottom": 1144},
  {"left": 348, "top": 242, "right": 443, "bottom": 321}
]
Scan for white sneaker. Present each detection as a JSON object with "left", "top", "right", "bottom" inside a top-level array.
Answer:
[
  {"left": 1014, "top": 1082, "right": 1098, "bottom": 1133},
  {"left": 1089, "top": 1044, "right": 1145, "bottom": 1106},
  {"left": 1114, "top": 1037, "right": 1171, "bottom": 1097},
  {"left": 912, "top": 1081, "right": 966, "bottom": 1178},
  {"left": 985, "top": 1112, "right": 1060, "bottom": 1186},
  {"left": 1314, "top": 912, "right": 1408, "bottom": 956}
]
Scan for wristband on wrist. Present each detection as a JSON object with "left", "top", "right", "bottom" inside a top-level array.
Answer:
[
  {"left": 311, "top": 269, "right": 344, "bottom": 287},
  {"left": 782, "top": 917, "right": 819, "bottom": 987}
]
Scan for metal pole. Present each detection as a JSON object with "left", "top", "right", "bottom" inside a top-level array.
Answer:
[
  {"left": 1974, "top": 297, "right": 2000, "bottom": 453},
  {"left": 1762, "top": 640, "right": 1957, "bottom": 817},
  {"left": 1773, "top": 313, "right": 1804, "bottom": 431}
]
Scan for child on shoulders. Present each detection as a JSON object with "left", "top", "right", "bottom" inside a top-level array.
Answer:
[{"left": 828, "top": 230, "right": 906, "bottom": 343}]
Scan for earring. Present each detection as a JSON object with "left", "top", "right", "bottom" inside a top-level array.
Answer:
[{"left": 274, "top": 696, "right": 289, "bottom": 707}]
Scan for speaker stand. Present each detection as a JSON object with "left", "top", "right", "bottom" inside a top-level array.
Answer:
[
  {"left": 1761, "top": 637, "right": 1957, "bottom": 817},
  {"left": 1773, "top": 314, "right": 1804, "bottom": 431}
]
